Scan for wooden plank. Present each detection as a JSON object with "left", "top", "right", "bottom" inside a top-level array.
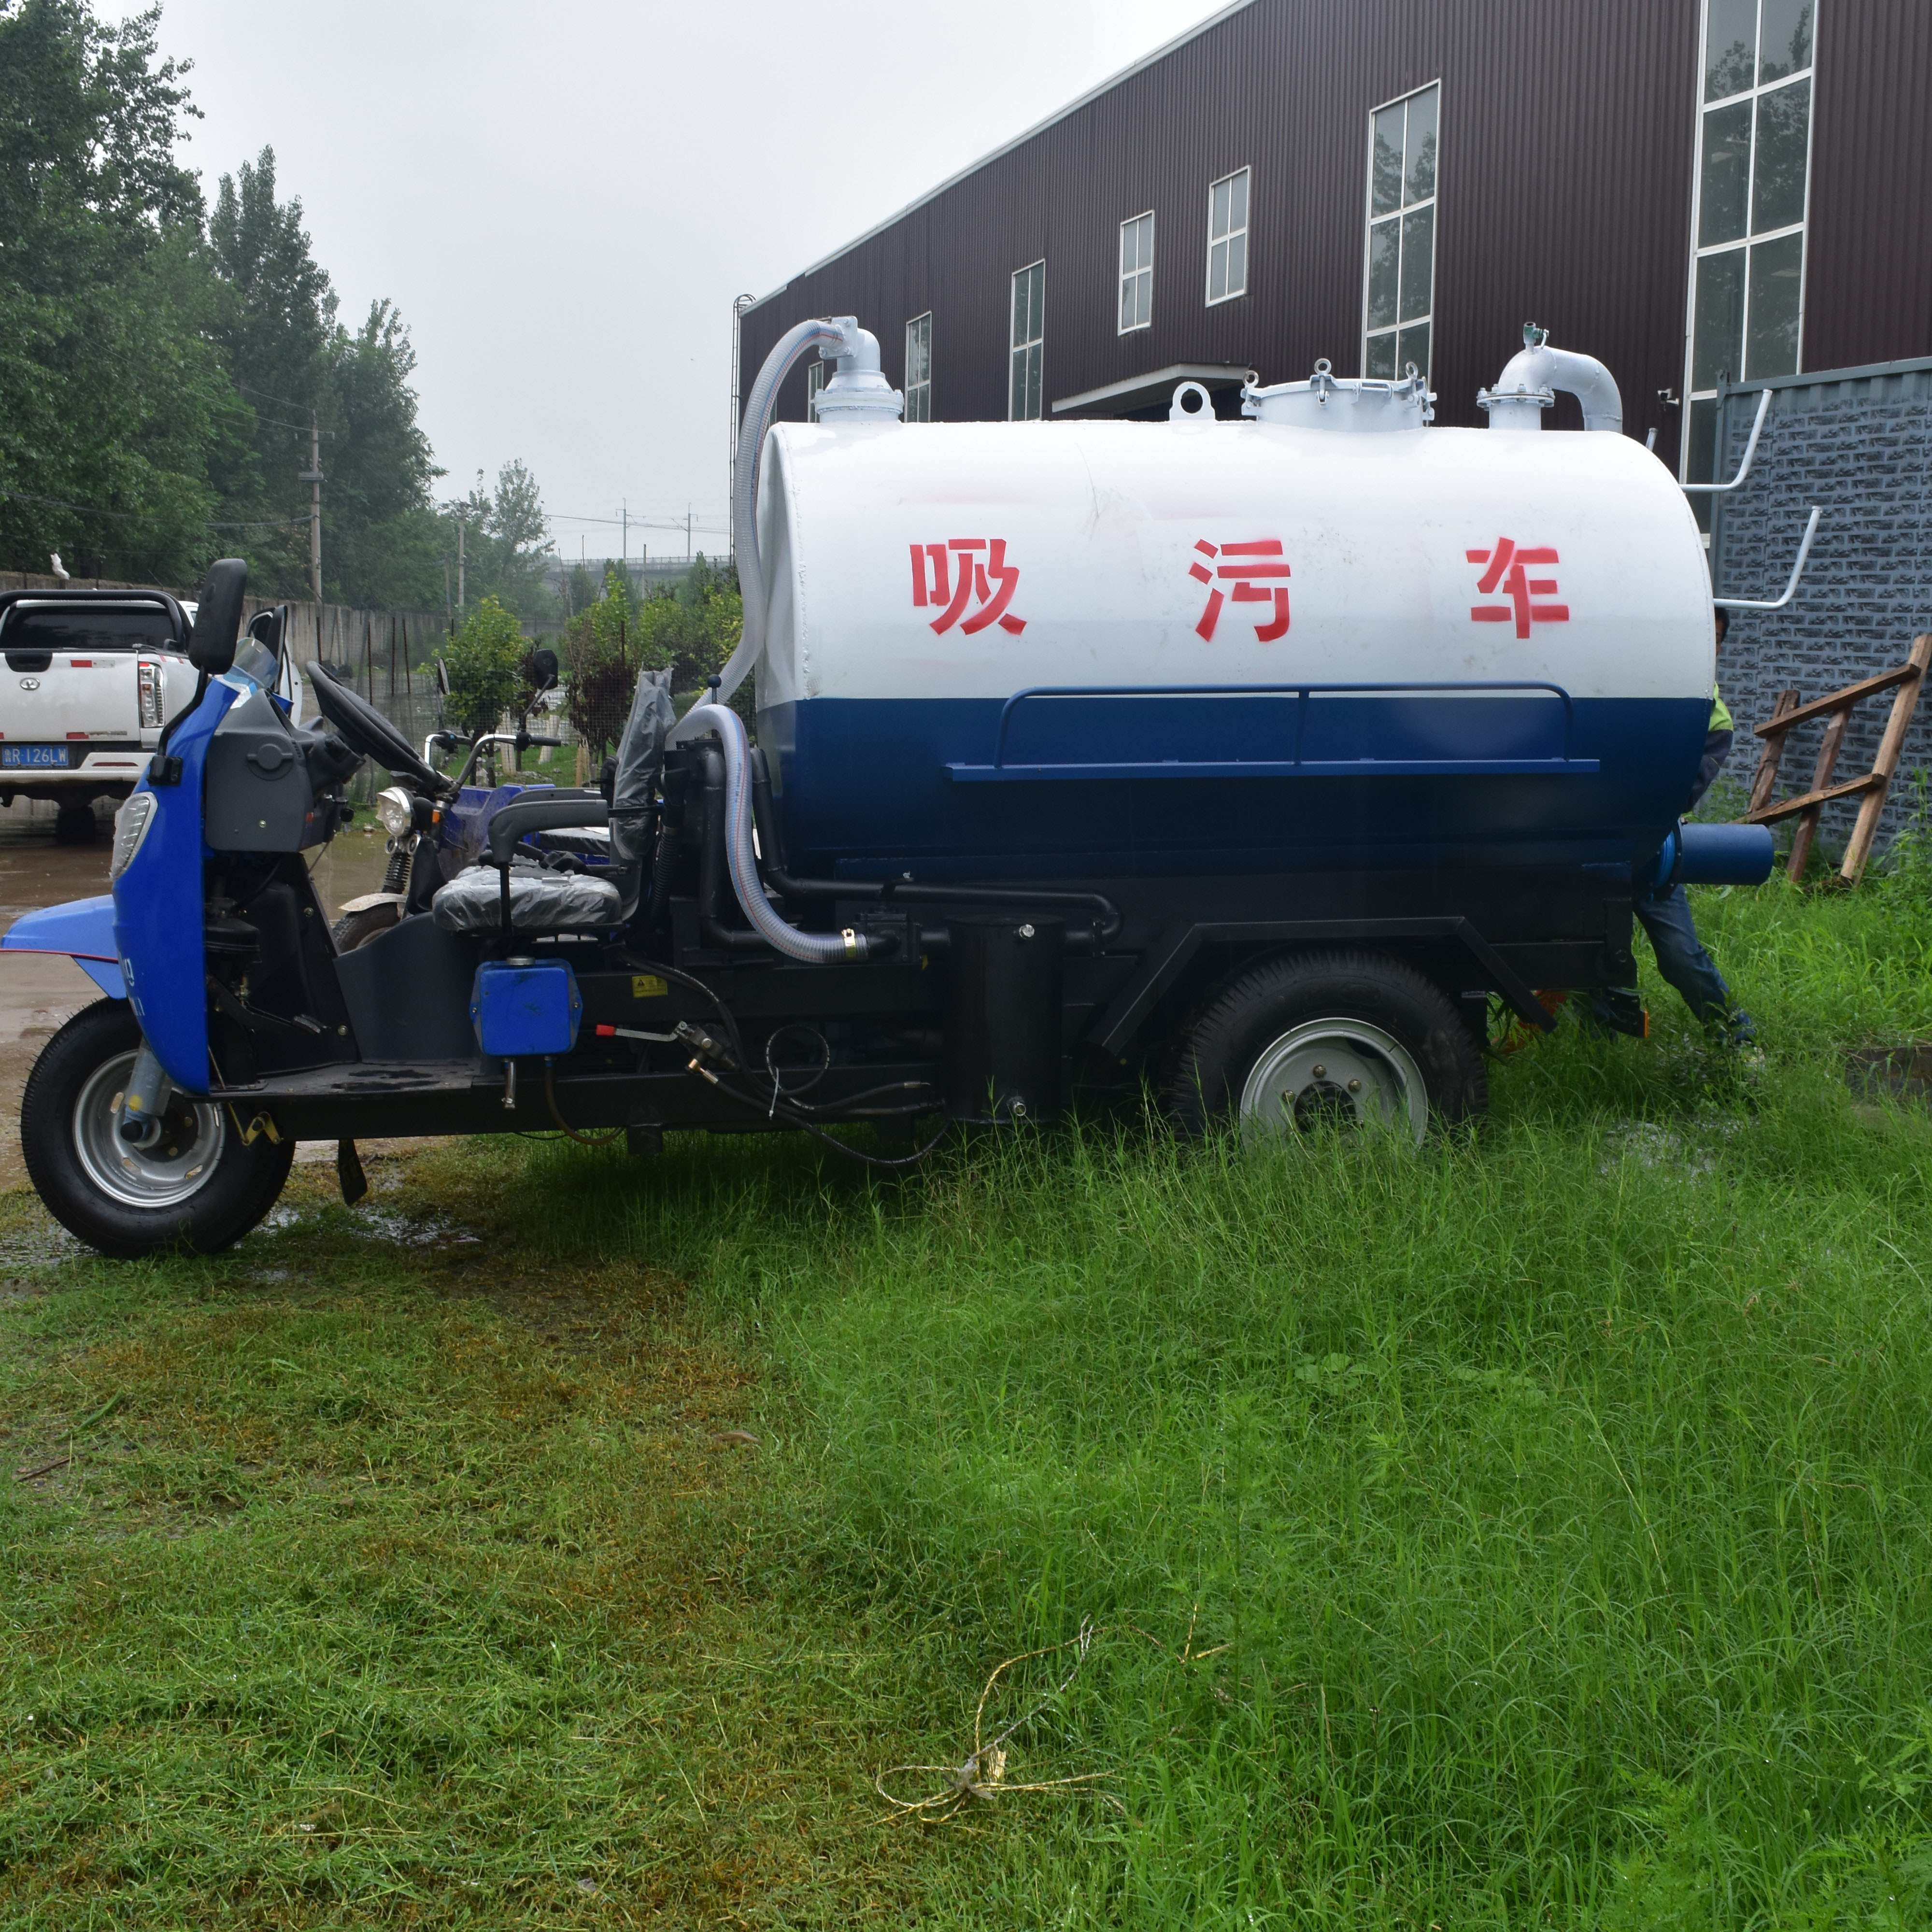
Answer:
[
  {"left": 1787, "top": 703, "right": 1852, "bottom": 881},
  {"left": 1753, "top": 660, "right": 1924, "bottom": 736},
  {"left": 1748, "top": 688, "right": 1800, "bottom": 814},
  {"left": 1745, "top": 771, "right": 1886, "bottom": 824},
  {"left": 1841, "top": 633, "right": 1932, "bottom": 884}
]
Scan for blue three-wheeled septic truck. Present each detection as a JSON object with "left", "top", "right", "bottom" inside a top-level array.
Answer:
[{"left": 3, "top": 319, "right": 1782, "bottom": 1257}]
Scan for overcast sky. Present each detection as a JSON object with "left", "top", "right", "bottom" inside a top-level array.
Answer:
[{"left": 102, "top": 0, "right": 1229, "bottom": 564}]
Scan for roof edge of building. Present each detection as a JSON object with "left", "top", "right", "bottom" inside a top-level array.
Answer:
[{"left": 745, "top": 0, "right": 1258, "bottom": 313}]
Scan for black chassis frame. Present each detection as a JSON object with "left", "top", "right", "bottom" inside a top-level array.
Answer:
[{"left": 197, "top": 817, "right": 1635, "bottom": 1145}]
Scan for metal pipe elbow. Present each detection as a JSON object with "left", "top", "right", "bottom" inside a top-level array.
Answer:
[{"left": 1479, "top": 336, "right": 1624, "bottom": 434}]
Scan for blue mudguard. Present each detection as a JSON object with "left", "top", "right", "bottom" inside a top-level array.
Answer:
[
  {"left": 111, "top": 678, "right": 241, "bottom": 1094},
  {"left": 1, "top": 895, "right": 128, "bottom": 1000}
]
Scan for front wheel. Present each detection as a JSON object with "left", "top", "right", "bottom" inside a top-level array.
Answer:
[
  {"left": 21, "top": 1000, "right": 294, "bottom": 1258},
  {"left": 1167, "top": 950, "right": 1487, "bottom": 1143},
  {"left": 331, "top": 901, "right": 400, "bottom": 952}
]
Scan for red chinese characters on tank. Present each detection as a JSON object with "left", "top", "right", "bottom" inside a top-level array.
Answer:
[
  {"left": 1190, "top": 539, "right": 1291, "bottom": 641},
  {"left": 909, "top": 540, "right": 1026, "bottom": 636},
  {"left": 1468, "top": 539, "right": 1570, "bottom": 639}
]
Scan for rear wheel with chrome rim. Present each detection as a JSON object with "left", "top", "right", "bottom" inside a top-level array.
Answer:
[
  {"left": 1168, "top": 951, "right": 1486, "bottom": 1142},
  {"left": 21, "top": 999, "right": 294, "bottom": 1257}
]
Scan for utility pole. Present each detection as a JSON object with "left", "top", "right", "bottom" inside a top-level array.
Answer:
[
  {"left": 620, "top": 498, "right": 628, "bottom": 577},
  {"left": 729, "top": 292, "right": 754, "bottom": 564},
  {"left": 456, "top": 513, "right": 466, "bottom": 612},
  {"left": 686, "top": 505, "right": 692, "bottom": 564},
  {"left": 298, "top": 410, "right": 325, "bottom": 601}
]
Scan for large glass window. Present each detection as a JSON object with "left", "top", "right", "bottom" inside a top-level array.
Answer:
[
  {"left": 1206, "top": 168, "right": 1249, "bottom": 305},
  {"left": 1119, "top": 212, "right": 1154, "bottom": 333},
  {"left": 1684, "top": 0, "right": 1816, "bottom": 496},
  {"left": 1009, "top": 260, "right": 1045, "bottom": 421},
  {"left": 905, "top": 313, "right": 932, "bottom": 422},
  {"left": 1362, "top": 83, "right": 1438, "bottom": 380}
]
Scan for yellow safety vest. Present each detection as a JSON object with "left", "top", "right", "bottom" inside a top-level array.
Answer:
[{"left": 1710, "top": 684, "right": 1733, "bottom": 733}]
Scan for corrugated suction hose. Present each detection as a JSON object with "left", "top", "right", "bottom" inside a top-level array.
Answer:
[{"left": 680, "top": 702, "right": 875, "bottom": 963}]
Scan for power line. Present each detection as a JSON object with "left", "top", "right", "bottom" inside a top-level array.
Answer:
[
  {"left": 549, "top": 510, "right": 726, "bottom": 532},
  {"left": 248, "top": 412, "right": 336, "bottom": 436},
  {"left": 235, "top": 381, "right": 319, "bottom": 412},
  {"left": 0, "top": 484, "right": 307, "bottom": 532}
]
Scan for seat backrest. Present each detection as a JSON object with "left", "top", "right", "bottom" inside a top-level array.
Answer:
[{"left": 609, "top": 667, "right": 677, "bottom": 919}]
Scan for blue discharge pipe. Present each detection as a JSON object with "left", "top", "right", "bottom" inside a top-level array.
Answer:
[{"left": 1644, "top": 822, "right": 1776, "bottom": 896}]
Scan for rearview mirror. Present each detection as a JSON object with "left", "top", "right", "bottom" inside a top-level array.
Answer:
[
  {"left": 245, "top": 605, "right": 285, "bottom": 659},
  {"left": 434, "top": 655, "right": 451, "bottom": 697},
  {"left": 188, "top": 558, "right": 248, "bottom": 674},
  {"left": 525, "top": 647, "right": 559, "bottom": 692}
]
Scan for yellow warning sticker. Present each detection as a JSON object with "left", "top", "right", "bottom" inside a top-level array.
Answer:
[{"left": 632, "top": 974, "right": 668, "bottom": 999}]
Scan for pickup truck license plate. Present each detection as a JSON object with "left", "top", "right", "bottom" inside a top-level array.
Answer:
[{"left": 0, "top": 746, "right": 70, "bottom": 768}]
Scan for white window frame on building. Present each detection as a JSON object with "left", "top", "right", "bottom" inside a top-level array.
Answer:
[
  {"left": 1361, "top": 81, "right": 1439, "bottom": 381},
  {"left": 1119, "top": 211, "right": 1155, "bottom": 333},
  {"left": 1205, "top": 167, "right": 1249, "bottom": 306},
  {"left": 806, "top": 360, "right": 826, "bottom": 423},
  {"left": 1681, "top": 0, "right": 1818, "bottom": 499},
  {"left": 1009, "top": 260, "right": 1046, "bottom": 421},
  {"left": 905, "top": 313, "right": 932, "bottom": 422}
]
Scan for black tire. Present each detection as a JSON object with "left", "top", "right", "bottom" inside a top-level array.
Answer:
[
  {"left": 53, "top": 803, "right": 99, "bottom": 844},
  {"left": 1167, "top": 949, "right": 1487, "bottom": 1141},
  {"left": 330, "top": 902, "right": 399, "bottom": 952},
  {"left": 21, "top": 999, "right": 295, "bottom": 1258}
]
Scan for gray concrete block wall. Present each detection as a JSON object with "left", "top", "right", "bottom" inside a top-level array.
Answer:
[{"left": 1709, "top": 364, "right": 1932, "bottom": 855}]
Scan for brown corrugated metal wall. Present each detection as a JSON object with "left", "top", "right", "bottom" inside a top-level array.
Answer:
[
  {"left": 742, "top": 0, "right": 1927, "bottom": 471},
  {"left": 1804, "top": 0, "right": 1932, "bottom": 372}
]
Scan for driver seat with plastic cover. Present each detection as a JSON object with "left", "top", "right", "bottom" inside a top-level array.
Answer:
[{"left": 428, "top": 664, "right": 677, "bottom": 936}]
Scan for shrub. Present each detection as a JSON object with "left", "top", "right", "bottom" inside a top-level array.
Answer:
[{"left": 437, "top": 596, "right": 526, "bottom": 739}]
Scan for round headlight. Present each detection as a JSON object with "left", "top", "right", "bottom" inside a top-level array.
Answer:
[{"left": 375, "top": 786, "right": 414, "bottom": 838}]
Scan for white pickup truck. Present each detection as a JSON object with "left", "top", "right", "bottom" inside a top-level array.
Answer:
[{"left": 0, "top": 587, "right": 301, "bottom": 836}]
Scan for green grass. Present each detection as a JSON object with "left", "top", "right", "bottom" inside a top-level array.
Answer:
[{"left": 6, "top": 865, "right": 1932, "bottom": 1926}]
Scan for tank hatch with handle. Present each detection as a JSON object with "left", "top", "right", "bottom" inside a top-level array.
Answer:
[{"left": 1241, "top": 358, "right": 1434, "bottom": 431}]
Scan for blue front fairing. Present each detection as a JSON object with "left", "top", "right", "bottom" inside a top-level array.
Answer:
[
  {"left": 1, "top": 895, "right": 128, "bottom": 999},
  {"left": 112, "top": 678, "right": 241, "bottom": 1093}
]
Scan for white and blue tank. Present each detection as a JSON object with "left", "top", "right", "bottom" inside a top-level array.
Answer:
[{"left": 731, "top": 329, "right": 1716, "bottom": 884}]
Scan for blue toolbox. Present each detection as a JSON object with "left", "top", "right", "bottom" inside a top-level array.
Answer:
[{"left": 469, "top": 958, "right": 582, "bottom": 1058}]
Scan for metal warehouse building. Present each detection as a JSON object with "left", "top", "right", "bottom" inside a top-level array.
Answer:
[{"left": 737, "top": 0, "right": 1932, "bottom": 846}]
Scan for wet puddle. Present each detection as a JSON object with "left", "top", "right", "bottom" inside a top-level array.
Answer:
[{"left": 1846, "top": 1044, "right": 1932, "bottom": 1107}]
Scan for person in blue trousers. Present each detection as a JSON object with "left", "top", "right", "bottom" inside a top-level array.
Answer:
[{"left": 1591, "top": 606, "right": 1754, "bottom": 1043}]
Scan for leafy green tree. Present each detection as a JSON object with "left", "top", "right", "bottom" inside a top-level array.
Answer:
[
  {"left": 563, "top": 567, "right": 646, "bottom": 757},
  {"left": 324, "top": 302, "right": 443, "bottom": 608},
  {"left": 445, "top": 460, "right": 554, "bottom": 622},
  {"left": 0, "top": 0, "right": 244, "bottom": 582},
  {"left": 0, "top": 4, "right": 447, "bottom": 603},
  {"left": 439, "top": 596, "right": 526, "bottom": 739},
  {"left": 208, "top": 150, "right": 441, "bottom": 607}
]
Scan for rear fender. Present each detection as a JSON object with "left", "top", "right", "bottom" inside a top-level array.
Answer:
[{"left": 1, "top": 895, "right": 128, "bottom": 999}]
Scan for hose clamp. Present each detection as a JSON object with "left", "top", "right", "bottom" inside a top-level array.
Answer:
[{"left": 841, "top": 926, "right": 859, "bottom": 961}]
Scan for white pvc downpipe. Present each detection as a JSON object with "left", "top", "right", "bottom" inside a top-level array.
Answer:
[
  {"left": 1478, "top": 327, "right": 1623, "bottom": 433},
  {"left": 681, "top": 701, "right": 875, "bottom": 963}
]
